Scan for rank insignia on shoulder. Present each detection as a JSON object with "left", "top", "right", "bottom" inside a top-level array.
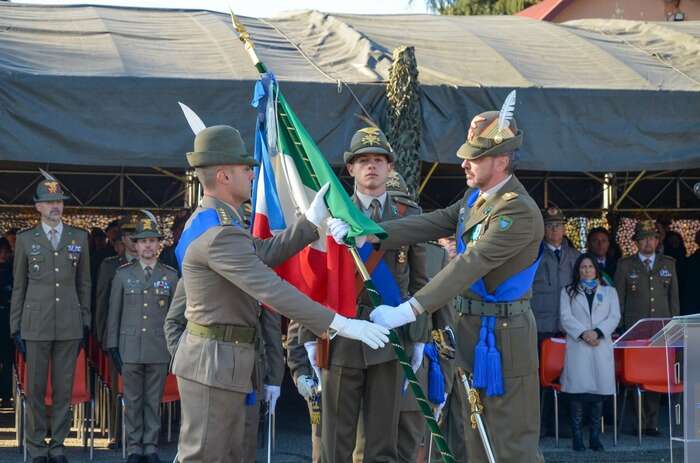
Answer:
[
  {"left": 498, "top": 216, "right": 513, "bottom": 231},
  {"left": 216, "top": 207, "right": 232, "bottom": 225},
  {"left": 503, "top": 192, "right": 518, "bottom": 201}
]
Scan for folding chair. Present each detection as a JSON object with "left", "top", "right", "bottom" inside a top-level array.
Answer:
[
  {"left": 618, "top": 345, "right": 682, "bottom": 445},
  {"left": 539, "top": 337, "right": 566, "bottom": 446},
  {"left": 16, "top": 348, "right": 95, "bottom": 461}
]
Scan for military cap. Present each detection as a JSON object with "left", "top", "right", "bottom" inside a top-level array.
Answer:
[
  {"left": 131, "top": 210, "right": 162, "bottom": 240},
  {"left": 34, "top": 169, "right": 69, "bottom": 203},
  {"left": 457, "top": 91, "right": 523, "bottom": 161},
  {"left": 634, "top": 220, "right": 659, "bottom": 241},
  {"left": 343, "top": 127, "right": 395, "bottom": 164},
  {"left": 187, "top": 125, "right": 259, "bottom": 168},
  {"left": 385, "top": 170, "right": 409, "bottom": 196},
  {"left": 543, "top": 207, "right": 565, "bottom": 224}
]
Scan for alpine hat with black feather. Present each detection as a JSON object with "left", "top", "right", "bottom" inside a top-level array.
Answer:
[
  {"left": 131, "top": 209, "right": 163, "bottom": 240},
  {"left": 457, "top": 90, "right": 523, "bottom": 161}
]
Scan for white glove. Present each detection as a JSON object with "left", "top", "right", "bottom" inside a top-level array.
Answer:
[
  {"left": 264, "top": 384, "right": 281, "bottom": 412},
  {"left": 434, "top": 393, "right": 448, "bottom": 421},
  {"left": 329, "top": 314, "right": 389, "bottom": 350},
  {"left": 327, "top": 218, "right": 368, "bottom": 247},
  {"left": 369, "top": 300, "right": 417, "bottom": 330},
  {"left": 411, "top": 343, "right": 425, "bottom": 373},
  {"left": 326, "top": 217, "right": 350, "bottom": 245},
  {"left": 303, "top": 341, "right": 322, "bottom": 382},
  {"left": 305, "top": 183, "right": 331, "bottom": 227},
  {"left": 295, "top": 375, "right": 317, "bottom": 400}
]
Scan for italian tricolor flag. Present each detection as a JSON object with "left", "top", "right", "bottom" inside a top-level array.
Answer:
[{"left": 250, "top": 74, "right": 386, "bottom": 318}]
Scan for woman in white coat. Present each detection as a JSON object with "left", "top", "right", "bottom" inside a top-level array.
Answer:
[{"left": 560, "top": 253, "right": 621, "bottom": 452}]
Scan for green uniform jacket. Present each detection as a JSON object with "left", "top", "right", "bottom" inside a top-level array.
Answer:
[
  {"left": 379, "top": 176, "right": 543, "bottom": 313},
  {"left": 324, "top": 193, "right": 429, "bottom": 369},
  {"left": 106, "top": 261, "right": 179, "bottom": 364},
  {"left": 94, "top": 254, "right": 132, "bottom": 344},
  {"left": 11, "top": 223, "right": 91, "bottom": 341},
  {"left": 166, "top": 277, "right": 286, "bottom": 390},
  {"left": 614, "top": 254, "right": 680, "bottom": 330},
  {"left": 170, "top": 196, "right": 335, "bottom": 394}
]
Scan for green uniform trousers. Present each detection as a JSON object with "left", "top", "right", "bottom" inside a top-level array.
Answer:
[
  {"left": 459, "top": 311, "right": 544, "bottom": 463},
  {"left": 122, "top": 362, "right": 168, "bottom": 456},
  {"left": 176, "top": 376, "right": 246, "bottom": 463},
  {"left": 25, "top": 340, "right": 81, "bottom": 458},
  {"left": 321, "top": 361, "right": 402, "bottom": 463}
]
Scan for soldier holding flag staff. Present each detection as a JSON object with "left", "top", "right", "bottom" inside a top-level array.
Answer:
[
  {"left": 333, "top": 92, "right": 545, "bottom": 463},
  {"left": 171, "top": 124, "right": 390, "bottom": 463}
]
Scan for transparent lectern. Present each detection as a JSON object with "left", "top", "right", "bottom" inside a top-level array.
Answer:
[{"left": 615, "top": 316, "right": 699, "bottom": 463}]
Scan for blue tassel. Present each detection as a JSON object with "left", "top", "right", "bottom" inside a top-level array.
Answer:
[
  {"left": 485, "top": 317, "right": 504, "bottom": 397},
  {"left": 424, "top": 342, "right": 446, "bottom": 405},
  {"left": 245, "top": 391, "right": 256, "bottom": 406},
  {"left": 472, "top": 317, "right": 489, "bottom": 388}
]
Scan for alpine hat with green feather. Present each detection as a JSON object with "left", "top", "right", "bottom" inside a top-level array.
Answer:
[{"left": 457, "top": 90, "right": 523, "bottom": 161}]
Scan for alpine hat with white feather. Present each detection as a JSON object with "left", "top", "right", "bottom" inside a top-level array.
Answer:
[
  {"left": 179, "top": 103, "right": 259, "bottom": 168},
  {"left": 457, "top": 90, "right": 523, "bottom": 161},
  {"left": 131, "top": 209, "right": 163, "bottom": 240},
  {"left": 34, "top": 169, "right": 70, "bottom": 203}
]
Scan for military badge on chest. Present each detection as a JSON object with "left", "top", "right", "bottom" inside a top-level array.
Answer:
[
  {"left": 67, "top": 241, "right": 82, "bottom": 266},
  {"left": 154, "top": 278, "right": 171, "bottom": 304},
  {"left": 30, "top": 244, "right": 41, "bottom": 272},
  {"left": 628, "top": 270, "right": 639, "bottom": 292}
]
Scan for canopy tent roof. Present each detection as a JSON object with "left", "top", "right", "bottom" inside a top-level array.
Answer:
[{"left": 1, "top": 3, "right": 699, "bottom": 171}]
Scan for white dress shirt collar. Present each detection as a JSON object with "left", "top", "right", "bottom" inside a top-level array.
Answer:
[
  {"left": 41, "top": 221, "right": 63, "bottom": 241},
  {"left": 480, "top": 175, "right": 512, "bottom": 199},
  {"left": 356, "top": 190, "right": 388, "bottom": 212}
]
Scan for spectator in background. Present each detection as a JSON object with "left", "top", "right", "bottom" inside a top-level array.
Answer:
[
  {"left": 587, "top": 227, "right": 617, "bottom": 283},
  {"left": 159, "top": 213, "right": 188, "bottom": 274},
  {"left": 532, "top": 207, "right": 580, "bottom": 437},
  {"left": 4, "top": 228, "right": 17, "bottom": 254},
  {"left": 560, "top": 254, "right": 620, "bottom": 452},
  {"left": 92, "top": 220, "right": 120, "bottom": 269},
  {"left": 681, "top": 230, "right": 700, "bottom": 315},
  {"left": 0, "top": 238, "right": 13, "bottom": 405},
  {"left": 532, "top": 207, "right": 581, "bottom": 341}
]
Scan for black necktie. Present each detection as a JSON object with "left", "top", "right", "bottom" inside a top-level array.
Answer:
[
  {"left": 144, "top": 266, "right": 152, "bottom": 281},
  {"left": 554, "top": 249, "right": 561, "bottom": 262}
]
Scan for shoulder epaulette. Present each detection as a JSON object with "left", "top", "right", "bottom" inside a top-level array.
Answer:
[
  {"left": 502, "top": 192, "right": 519, "bottom": 201},
  {"left": 18, "top": 227, "right": 34, "bottom": 235},
  {"left": 660, "top": 254, "right": 676, "bottom": 262},
  {"left": 215, "top": 207, "right": 234, "bottom": 226},
  {"left": 160, "top": 262, "right": 178, "bottom": 273}
]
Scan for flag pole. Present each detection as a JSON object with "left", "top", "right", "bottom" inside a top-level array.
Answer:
[{"left": 229, "top": 10, "right": 454, "bottom": 462}]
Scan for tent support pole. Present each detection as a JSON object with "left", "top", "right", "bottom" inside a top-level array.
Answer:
[
  {"left": 418, "top": 162, "right": 439, "bottom": 196},
  {"left": 614, "top": 170, "right": 646, "bottom": 210}
]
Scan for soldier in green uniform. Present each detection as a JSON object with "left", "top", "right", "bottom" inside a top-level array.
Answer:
[
  {"left": 615, "top": 219, "right": 679, "bottom": 435},
  {"left": 95, "top": 217, "right": 138, "bottom": 449},
  {"left": 171, "top": 125, "right": 389, "bottom": 463},
  {"left": 336, "top": 95, "right": 546, "bottom": 463},
  {"left": 11, "top": 171, "right": 91, "bottom": 463},
  {"left": 106, "top": 211, "right": 178, "bottom": 463},
  {"left": 308, "top": 128, "right": 428, "bottom": 463}
]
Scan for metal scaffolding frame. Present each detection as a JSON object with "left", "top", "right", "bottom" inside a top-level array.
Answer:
[{"left": 0, "top": 166, "right": 195, "bottom": 211}]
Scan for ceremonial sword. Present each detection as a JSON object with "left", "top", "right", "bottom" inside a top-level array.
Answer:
[{"left": 458, "top": 368, "right": 496, "bottom": 463}]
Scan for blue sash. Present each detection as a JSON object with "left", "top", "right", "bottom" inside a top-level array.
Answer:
[
  {"left": 456, "top": 189, "right": 542, "bottom": 396},
  {"left": 174, "top": 208, "right": 255, "bottom": 404},
  {"left": 358, "top": 242, "right": 404, "bottom": 306}
]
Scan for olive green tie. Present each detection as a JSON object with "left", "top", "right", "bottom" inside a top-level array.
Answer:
[
  {"left": 370, "top": 198, "right": 382, "bottom": 222},
  {"left": 144, "top": 266, "right": 152, "bottom": 281}
]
